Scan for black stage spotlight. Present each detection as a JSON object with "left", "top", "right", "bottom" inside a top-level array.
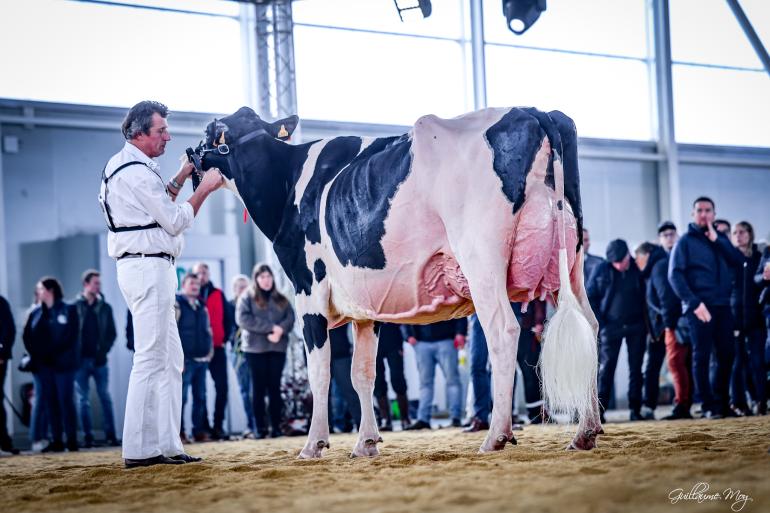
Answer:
[
  {"left": 393, "top": 0, "right": 432, "bottom": 21},
  {"left": 503, "top": 0, "right": 546, "bottom": 35}
]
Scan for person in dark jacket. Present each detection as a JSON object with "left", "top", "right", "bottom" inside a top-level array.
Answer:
[
  {"left": 236, "top": 263, "right": 295, "bottom": 438},
  {"left": 0, "top": 294, "right": 18, "bottom": 454},
  {"left": 756, "top": 245, "right": 770, "bottom": 395},
  {"left": 22, "top": 277, "right": 80, "bottom": 452},
  {"left": 636, "top": 242, "right": 693, "bottom": 419},
  {"left": 176, "top": 273, "right": 213, "bottom": 442},
  {"left": 512, "top": 300, "right": 547, "bottom": 423},
  {"left": 583, "top": 227, "right": 605, "bottom": 285},
  {"left": 374, "top": 322, "right": 411, "bottom": 431},
  {"left": 193, "top": 262, "right": 234, "bottom": 440},
  {"left": 402, "top": 319, "right": 467, "bottom": 430},
  {"left": 729, "top": 222, "right": 766, "bottom": 416},
  {"left": 668, "top": 197, "right": 743, "bottom": 419},
  {"left": 587, "top": 239, "right": 648, "bottom": 422},
  {"left": 229, "top": 274, "right": 257, "bottom": 437},
  {"left": 328, "top": 326, "right": 361, "bottom": 432},
  {"left": 73, "top": 270, "right": 119, "bottom": 447}
]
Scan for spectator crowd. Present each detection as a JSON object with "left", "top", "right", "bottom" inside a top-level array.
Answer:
[{"left": 0, "top": 195, "right": 768, "bottom": 454}]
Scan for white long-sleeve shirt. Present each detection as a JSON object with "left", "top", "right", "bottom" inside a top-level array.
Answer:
[{"left": 100, "top": 142, "right": 195, "bottom": 258}]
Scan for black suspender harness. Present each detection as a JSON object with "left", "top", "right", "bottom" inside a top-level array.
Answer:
[{"left": 100, "top": 161, "right": 161, "bottom": 233}]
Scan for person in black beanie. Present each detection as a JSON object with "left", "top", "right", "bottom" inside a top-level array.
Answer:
[
  {"left": 669, "top": 197, "right": 743, "bottom": 419},
  {"left": 587, "top": 239, "right": 648, "bottom": 422}
]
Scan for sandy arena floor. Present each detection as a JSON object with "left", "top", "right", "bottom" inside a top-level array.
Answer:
[{"left": 1, "top": 416, "right": 768, "bottom": 513}]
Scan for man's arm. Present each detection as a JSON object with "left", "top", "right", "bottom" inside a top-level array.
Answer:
[
  {"left": 668, "top": 240, "right": 699, "bottom": 308},
  {"left": 713, "top": 232, "right": 743, "bottom": 267},
  {"left": 0, "top": 296, "right": 15, "bottom": 361}
]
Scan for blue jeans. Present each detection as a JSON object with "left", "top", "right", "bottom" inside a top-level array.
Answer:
[
  {"left": 469, "top": 314, "right": 491, "bottom": 422},
  {"left": 232, "top": 351, "right": 256, "bottom": 433},
  {"left": 181, "top": 360, "right": 208, "bottom": 437},
  {"left": 37, "top": 366, "right": 77, "bottom": 446},
  {"left": 75, "top": 357, "right": 116, "bottom": 441},
  {"left": 31, "top": 372, "right": 50, "bottom": 442},
  {"left": 414, "top": 339, "right": 461, "bottom": 423}
]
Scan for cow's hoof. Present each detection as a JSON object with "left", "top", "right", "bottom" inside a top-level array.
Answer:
[
  {"left": 350, "top": 436, "right": 383, "bottom": 458},
  {"left": 479, "top": 433, "right": 517, "bottom": 453},
  {"left": 567, "top": 429, "right": 600, "bottom": 451},
  {"left": 298, "top": 439, "right": 330, "bottom": 459}
]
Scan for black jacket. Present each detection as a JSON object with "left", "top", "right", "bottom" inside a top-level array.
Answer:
[
  {"left": 175, "top": 295, "right": 213, "bottom": 359},
  {"left": 586, "top": 258, "right": 647, "bottom": 338},
  {"left": 641, "top": 246, "right": 681, "bottom": 339},
  {"left": 23, "top": 301, "right": 80, "bottom": 371},
  {"left": 669, "top": 223, "right": 743, "bottom": 313},
  {"left": 584, "top": 253, "right": 604, "bottom": 285},
  {"left": 401, "top": 318, "right": 467, "bottom": 342},
  {"left": 330, "top": 326, "right": 352, "bottom": 360},
  {"left": 731, "top": 245, "right": 764, "bottom": 332},
  {"left": 74, "top": 293, "right": 117, "bottom": 366},
  {"left": 0, "top": 295, "right": 15, "bottom": 361},
  {"left": 375, "top": 322, "right": 404, "bottom": 354},
  {"left": 757, "top": 246, "right": 770, "bottom": 315}
]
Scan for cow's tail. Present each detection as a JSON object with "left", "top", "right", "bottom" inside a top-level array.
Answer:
[{"left": 539, "top": 150, "right": 597, "bottom": 423}]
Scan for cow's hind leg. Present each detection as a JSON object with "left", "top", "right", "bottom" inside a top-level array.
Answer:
[
  {"left": 567, "top": 247, "right": 603, "bottom": 450},
  {"left": 458, "top": 259, "right": 520, "bottom": 452},
  {"left": 298, "top": 314, "right": 332, "bottom": 459},
  {"left": 350, "top": 320, "right": 382, "bottom": 457}
]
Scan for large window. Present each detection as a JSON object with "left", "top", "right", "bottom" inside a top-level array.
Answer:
[
  {"left": 292, "top": 0, "right": 471, "bottom": 125},
  {"left": 0, "top": 0, "right": 245, "bottom": 114},
  {"left": 483, "top": 0, "right": 654, "bottom": 141},
  {"left": 669, "top": 0, "right": 770, "bottom": 147}
]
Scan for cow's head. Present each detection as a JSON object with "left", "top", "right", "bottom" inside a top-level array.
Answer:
[{"left": 186, "top": 106, "right": 299, "bottom": 188}]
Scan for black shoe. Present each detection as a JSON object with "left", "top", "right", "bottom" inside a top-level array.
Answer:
[
  {"left": 270, "top": 429, "right": 284, "bottom": 439},
  {"left": 380, "top": 421, "right": 393, "bottom": 432},
  {"left": 0, "top": 443, "right": 20, "bottom": 455},
  {"left": 67, "top": 442, "right": 79, "bottom": 452},
  {"left": 83, "top": 436, "right": 94, "bottom": 449},
  {"left": 630, "top": 410, "right": 643, "bottom": 421},
  {"left": 210, "top": 428, "right": 227, "bottom": 441},
  {"left": 169, "top": 453, "right": 202, "bottom": 463},
  {"left": 701, "top": 410, "right": 723, "bottom": 420},
  {"left": 106, "top": 437, "right": 121, "bottom": 447},
  {"left": 404, "top": 420, "right": 431, "bottom": 431},
  {"left": 450, "top": 418, "right": 462, "bottom": 428},
  {"left": 125, "top": 455, "right": 186, "bottom": 469},
  {"left": 42, "top": 441, "right": 65, "bottom": 453},
  {"left": 462, "top": 417, "right": 489, "bottom": 433}
]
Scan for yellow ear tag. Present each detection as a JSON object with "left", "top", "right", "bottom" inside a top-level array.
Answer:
[
  {"left": 277, "top": 124, "right": 289, "bottom": 139},
  {"left": 218, "top": 131, "right": 226, "bottom": 145}
]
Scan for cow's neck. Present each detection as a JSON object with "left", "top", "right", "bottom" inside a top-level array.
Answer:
[{"left": 234, "top": 137, "right": 311, "bottom": 241}]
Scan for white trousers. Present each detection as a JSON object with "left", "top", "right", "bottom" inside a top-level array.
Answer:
[{"left": 117, "top": 257, "right": 184, "bottom": 460}]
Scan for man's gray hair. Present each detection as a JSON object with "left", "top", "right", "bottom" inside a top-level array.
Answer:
[{"left": 121, "top": 100, "right": 169, "bottom": 140}]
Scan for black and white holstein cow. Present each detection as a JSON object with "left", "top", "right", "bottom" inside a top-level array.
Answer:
[{"left": 191, "top": 106, "right": 602, "bottom": 458}]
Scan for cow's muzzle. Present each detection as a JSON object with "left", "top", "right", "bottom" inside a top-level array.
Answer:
[{"left": 185, "top": 142, "right": 230, "bottom": 191}]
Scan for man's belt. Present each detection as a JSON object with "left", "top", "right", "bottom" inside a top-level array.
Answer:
[{"left": 117, "top": 252, "right": 175, "bottom": 265}]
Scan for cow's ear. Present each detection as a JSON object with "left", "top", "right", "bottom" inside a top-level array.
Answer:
[{"left": 269, "top": 115, "right": 299, "bottom": 140}]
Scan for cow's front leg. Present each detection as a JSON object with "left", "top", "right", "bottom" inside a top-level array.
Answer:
[
  {"left": 298, "top": 317, "right": 331, "bottom": 459},
  {"left": 350, "top": 320, "right": 382, "bottom": 457}
]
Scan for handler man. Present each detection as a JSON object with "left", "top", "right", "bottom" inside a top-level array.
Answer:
[{"left": 99, "top": 100, "right": 224, "bottom": 468}]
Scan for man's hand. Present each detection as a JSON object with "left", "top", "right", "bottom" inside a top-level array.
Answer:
[
  {"left": 706, "top": 222, "right": 718, "bottom": 242},
  {"left": 268, "top": 325, "right": 284, "bottom": 343},
  {"left": 454, "top": 334, "right": 466, "bottom": 350},
  {"left": 200, "top": 168, "right": 225, "bottom": 192},
  {"left": 694, "top": 302, "right": 712, "bottom": 323},
  {"left": 664, "top": 328, "right": 677, "bottom": 346},
  {"left": 407, "top": 336, "right": 418, "bottom": 346},
  {"left": 763, "top": 263, "right": 770, "bottom": 281},
  {"left": 178, "top": 160, "right": 196, "bottom": 179}
]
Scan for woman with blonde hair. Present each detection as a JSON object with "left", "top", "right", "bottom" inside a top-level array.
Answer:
[{"left": 236, "top": 264, "right": 295, "bottom": 438}]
